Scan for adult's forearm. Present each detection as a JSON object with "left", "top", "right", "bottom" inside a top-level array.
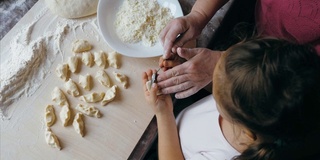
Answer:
[
  {"left": 191, "top": 0, "right": 229, "bottom": 27},
  {"left": 156, "top": 113, "right": 184, "bottom": 160}
]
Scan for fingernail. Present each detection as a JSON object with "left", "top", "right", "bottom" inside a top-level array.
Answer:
[{"left": 152, "top": 83, "right": 156, "bottom": 88}]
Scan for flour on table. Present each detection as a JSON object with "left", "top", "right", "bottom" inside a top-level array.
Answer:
[
  {"left": 0, "top": 21, "right": 69, "bottom": 118},
  {"left": 115, "top": 0, "right": 173, "bottom": 47}
]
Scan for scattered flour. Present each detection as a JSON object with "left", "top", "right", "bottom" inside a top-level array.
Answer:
[
  {"left": 114, "top": 0, "right": 173, "bottom": 47},
  {"left": 0, "top": 12, "right": 99, "bottom": 119},
  {"left": 0, "top": 22, "right": 69, "bottom": 118}
]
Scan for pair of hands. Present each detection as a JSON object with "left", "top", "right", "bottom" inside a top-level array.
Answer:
[
  {"left": 142, "top": 12, "right": 222, "bottom": 114},
  {"left": 142, "top": 48, "right": 221, "bottom": 115}
]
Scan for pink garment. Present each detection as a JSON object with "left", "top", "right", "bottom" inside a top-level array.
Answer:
[{"left": 255, "top": 0, "right": 320, "bottom": 55}]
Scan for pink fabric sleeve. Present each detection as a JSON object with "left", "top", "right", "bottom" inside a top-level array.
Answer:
[{"left": 255, "top": 0, "right": 320, "bottom": 55}]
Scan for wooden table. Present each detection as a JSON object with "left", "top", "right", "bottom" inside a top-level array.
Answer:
[
  {"left": 0, "top": 0, "right": 231, "bottom": 159},
  {"left": 0, "top": 0, "right": 158, "bottom": 159}
]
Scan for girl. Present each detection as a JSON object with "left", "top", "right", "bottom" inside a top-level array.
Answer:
[{"left": 142, "top": 38, "right": 320, "bottom": 160}]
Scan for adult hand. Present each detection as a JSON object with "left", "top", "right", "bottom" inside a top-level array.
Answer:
[
  {"left": 157, "top": 48, "right": 222, "bottom": 99},
  {"left": 160, "top": 12, "right": 207, "bottom": 59},
  {"left": 142, "top": 69, "right": 173, "bottom": 115},
  {"left": 159, "top": 54, "right": 186, "bottom": 71}
]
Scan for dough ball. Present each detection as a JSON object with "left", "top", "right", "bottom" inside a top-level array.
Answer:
[{"left": 45, "top": 0, "right": 99, "bottom": 19}]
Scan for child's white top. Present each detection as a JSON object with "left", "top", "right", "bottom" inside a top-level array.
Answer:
[{"left": 176, "top": 95, "right": 240, "bottom": 160}]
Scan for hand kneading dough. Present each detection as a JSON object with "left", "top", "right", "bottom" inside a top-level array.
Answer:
[
  {"left": 52, "top": 87, "right": 68, "bottom": 106},
  {"left": 96, "top": 70, "right": 111, "bottom": 87},
  {"left": 60, "top": 105, "right": 71, "bottom": 127},
  {"left": 45, "top": 0, "right": 98, "bottom": 19},
  {"left": 75, "top": 104, "right": 101, "bottom": 118},
  {"left": 72, "top": 39, "right": 92, "bottom": 53},
  {"left": 45, "top": 127, "right": 61, "bottom": 150},
  {"left": 101, "top": 85, "right": 117, "bottom": 106},
  {"left": 45, "top": 105, "right": 56, "bottom": 127},
  {"left": 73, "top": 113, "right": 85, "bottom": 137}
]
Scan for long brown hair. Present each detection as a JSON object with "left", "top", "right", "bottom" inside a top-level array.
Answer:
[{"left": 220, "top": 38, "right": 320, "bottom": 160}]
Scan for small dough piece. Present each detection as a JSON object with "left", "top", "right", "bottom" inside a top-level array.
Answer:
[
  {"left": 113, "top": 71, "right": 129, "bottom": 89},
  {"left": 73, "top": 113, "right": 85, "bottom": 137},
  {"left": 93, "top": 51, "right": 107, "bottom": 68},
  {"left": 145, "top": 80, "right": 161, "bottom": 95},
  {"left": 82, "top": 51, "right": 94, "bottom": 67},
  {"left": 75, "top": 104, "right": 101, "bottom": 118},
  {"left": 55, "top": 64, "right": 69, "bottom": 81},
  {"left": 79, "top": 74, "right": 92, "bottom": 91},
  {"left": 101, "top": 85, "right": 117, "bottom": 106},
  {"left": 107, "top": 51, "right": 120, "bottom": 69},
  {"left": 45, "top": 105, "right": 56, "bottom": 127},
  {"left": 65, "top": 79, "right": 80, "bottom": 97},
  {"left": 52, "top": 87, "right": 68, "bottom": 106},
  {"left": 45, "top": 127, "right": 61, "bottom": 150},
  {"left": 67, "top": 56, "right": 79, "bottom": 73},
  {"left": 79, "top": 92, "right": 105, "bottom": 103},
  {"left": 145, "top": 80, "right": 152, "bottom": 91},
  {"left": 95, "top": 70, "right": 111, "bottom": 87},
  {"left": 60, "top": 105, "right": 71, "bottom": 127},
  {"left": 72, "top": 39, "right": 92, "bottom": 53}
]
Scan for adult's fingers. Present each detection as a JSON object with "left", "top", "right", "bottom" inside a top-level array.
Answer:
[
  {"left": 161, "top": 21, "right": 188, "bottom": 59},
  {"left": 174, "top": 86, "right": 200, "bottom": 99},
  {"left": 157, "top": 65, "right": 184, "bottom": 83},
  {"left": 176, "top": 47, "right": 198, "bottom": 61},
  {"left": 160, "top": 80, "right": 193, "bottom": 95}
]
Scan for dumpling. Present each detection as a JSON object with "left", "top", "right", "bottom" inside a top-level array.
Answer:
[
  {"left": 79, "top": 74, "right": 92, "bottom": 91},
  {"left": 101, "top": 85, "right": 117, "bottom": 106},
  {"left": 67, "top": 56, "right": 79, "bottom": 73},
  {"left": 65, "top": 79, "right": 80, "bottom": 97},
  {"left": 45, "top": 105, "right": 56, "bottom": 127},
  {"left": 95, "top": 70, "right": 111, "bottom": 87},
  {"left": 79, "top": 92, "right": 105, "bottom": 103},
  {"left": 45, "top": 127, "right": 61, "bottom": 150},
  {"left": 75, "top": 104, "right": 101, "bottom": 118},
  {"left": 51, "top": 87, "right": 68, "bottom": 106},
  {"left": 72, "top": 39, "right": 92, "bottom": 53},
  {"left": 73, "top": 113, "right": 85, "bottom": 137},
  {"left": 82, "top": 51, "right": 94, "bottom": 67},
  {"left": 113, "top": 71, "right": 129, "bottom": 89},
  {"left": 55, "top": 64, "right": 69, "bottom": 81},
  {"left": 93, "top": 51, "right": 107, "bottom": 68}
]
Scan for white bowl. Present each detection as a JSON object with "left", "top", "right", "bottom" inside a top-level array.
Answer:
[{"left": 97, "top": 0, "right": 183, "bottom": 58}]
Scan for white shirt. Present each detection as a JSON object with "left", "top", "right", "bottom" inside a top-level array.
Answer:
[{"left": 176, "top": 95, "right": 240, "bottom": 160}]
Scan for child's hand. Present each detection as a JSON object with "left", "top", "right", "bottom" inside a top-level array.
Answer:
[{"left": 142, "top": 69, "right": 173, "bottom": 115}]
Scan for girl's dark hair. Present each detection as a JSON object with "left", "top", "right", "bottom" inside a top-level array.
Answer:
[{"left": 222, "top": 38, "right": 320, "bottom": 160}]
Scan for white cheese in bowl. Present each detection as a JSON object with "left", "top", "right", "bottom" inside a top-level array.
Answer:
[{"left": 114, "top": 0, "right": 173, "bottom": 47}]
